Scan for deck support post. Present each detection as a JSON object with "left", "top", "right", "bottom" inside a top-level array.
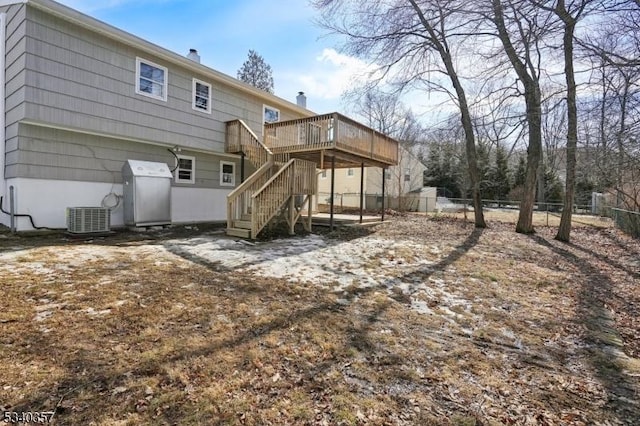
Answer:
[
  {"left": 240, "top": 152, "right": 245, "bottom": 183},
  {"left": 307, "top": 195, "right": 313, "bottom": 232},
  {"left": 359, "top": 162, "right": 364, "bottom": 224},
  {"left": 289, "top": 195, "right": 295, "bottom": 235},
  {"left": 330, "top": 155, "right": 335, "bottom": 231},
  {"left": 381, "top": 167, "right": 386, "bottom": 222}
]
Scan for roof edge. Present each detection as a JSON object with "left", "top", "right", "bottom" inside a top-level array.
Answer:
[{"left": 24, "top": 0, "right": 314, "bottom": 116}]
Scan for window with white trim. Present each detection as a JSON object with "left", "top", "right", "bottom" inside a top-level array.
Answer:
[
  {"left": 136, "top": 58, "right": 168, "bottom": 101},
  {"left": 175, "top": 155, "right": 195, "bottom": 184},
  {"left": 192, "top": 78, "right": 211, "bottom": 113},
  {"left": 220, "top": 161, "right": 235, "bottom": 186},
  {"left": 347, "top": 168, "right": 354, "bottom": 177},
  {"left": 404, "top": 168, "right": 411, "bottom": 182},
  {"left": 321, "top": 170, "right": 327, "bottom": 179},
  {"left": 263, "top": 105, "right": 280, "bottom": 123}
]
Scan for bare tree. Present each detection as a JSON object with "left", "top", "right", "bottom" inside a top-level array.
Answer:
[
  {"left": 313, "top": 0, "right": 487, "bottom": 227},
  {"left": 544, "top": 0, "right": 590, "bottom": 242},
  {"left": 580, "top": 2, "right": 640, "bottom": 211},
  {"left": 353, "top": 90, "right": 427, "bottom": 207},
  {"left": 490, "top": 0, "right": 552, "bottom": 233}
]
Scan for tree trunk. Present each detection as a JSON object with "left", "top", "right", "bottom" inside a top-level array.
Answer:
[
  {"left": 537, "top": 158, "right": 545, "bottom": 207},
  {"left": 408, "top": 0, "right": 486, "bottom": 228},
  {"left": 491, "top": 0, "right": 542, "bottom": 234},
  {"left": 556, "top": 5, "right": 578, "bottom": 242},
  {"left": 517, "top": 108, "right": 542, "bottom": 234}
]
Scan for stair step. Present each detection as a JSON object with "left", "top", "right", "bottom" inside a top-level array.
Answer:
[
  {"left": 233, "top": 220, "right": 252, "bottom": 229},
  {"left": 226, "top": 227, "right": 251, "bottom": 238},
  {"left": 240, "top": 214, "right": 251, "bottom": 221}
]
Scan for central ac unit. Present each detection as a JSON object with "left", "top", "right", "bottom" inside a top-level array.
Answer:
[{"left": 67, "top": 207, "right": 111, "bottom": 234}]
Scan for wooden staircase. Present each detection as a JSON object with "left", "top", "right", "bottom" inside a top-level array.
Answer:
[{"left": 225, "top": 120, "right": 316, "bottom": 239}]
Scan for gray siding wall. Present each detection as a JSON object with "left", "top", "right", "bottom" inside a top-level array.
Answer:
[
  {"left": 5, "top": 4, "right": 304, "bottom": 182},
  {"left": 4, "top": 3, "right": 27, "bottom": 179},
  {"left": 7, "top": 123, "right": 241, "bottom": 189}
]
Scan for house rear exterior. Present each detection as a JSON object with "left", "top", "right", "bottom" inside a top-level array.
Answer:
[{"left": 0, "top": 0, "right": 313, "bottom": 231}]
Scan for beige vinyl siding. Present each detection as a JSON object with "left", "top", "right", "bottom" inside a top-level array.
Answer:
[{"left": 5, "top": 123, "right": 239, "bottom": 189}]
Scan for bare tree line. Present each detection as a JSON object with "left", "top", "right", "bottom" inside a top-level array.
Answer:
[{"left": 313, "top": 0, "right": 640, "bottom": 242}]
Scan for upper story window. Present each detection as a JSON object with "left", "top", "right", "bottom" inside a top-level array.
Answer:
[
  {"left": 404, "top": 168, "right": 411, "bottom": 182},
  {"left": 321, "top": 170, "right": 327, "bottom": 179},
  {"left": 193, "top": 79, "right": 212, "bottom": 114},
  {"left": 347, "top": 168, "right": 354, "bottom": 177},
  {"left": 175, "top": 155, "right": 195, "bottom": 184},
  {"left": 136, "top": 58, "right": 168, "bottom": 101},
  {"left": 264, "top": 105, "right": 280, "bottom": 123}
]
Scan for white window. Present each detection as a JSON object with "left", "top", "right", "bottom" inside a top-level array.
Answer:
[
  {"left": 263, "top": 105, "right": 280, "bottom": 123},
  {"left": 175, "top": 155, "right": 195, "bottom": 184},
  {"left": 404, "top": 168, "right": 411, "bottom": 182},
  {"left": 136, "top": 58, "right": 168, "bottom": 101},
  {"left": 220, "top": 161, "right": 235, "bottom": 186},
  {"left": 321, "top": 170, "right": 327, "bottom": 179},
  {"left": 192, "top": 78, "right": 211, "bottom": 113},
  {"left": 347, "top": 168, "right": 354, "bottom": 177}
]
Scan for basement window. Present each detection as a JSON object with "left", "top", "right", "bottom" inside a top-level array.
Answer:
[
  {"left": 220, "top": 161, "right": 235, "bottom": 187},
  {"left": 136, "top": 58, "right": 168, "bottom": 101},
  {"left": 175, "top": 155, "right": 195, "bottom": 184}
]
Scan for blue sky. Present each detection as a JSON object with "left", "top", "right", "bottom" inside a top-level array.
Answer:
[{"left": 56, "top": 0, "right": 376, "bottom": 114}]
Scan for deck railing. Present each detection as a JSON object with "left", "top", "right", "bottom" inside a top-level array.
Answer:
[
  {"left": 264, "top": 112, "right": 398, "bottom": 166},
  {"left": 251, "top": 158, "right": 316, "bottom": 238},
  {"left": 226, "top": 119, "right": 272, "bottom": 169}
]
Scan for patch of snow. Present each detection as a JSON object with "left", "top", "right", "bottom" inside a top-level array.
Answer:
[
  {"left": 34, "top": 311, "right": 53, "bottom": 321},
  {"left": 410, "top": 300, "right": 435, "bottom": 315},
  {"left": 85, "top": 308, "right": 111, "bottom": 316}
]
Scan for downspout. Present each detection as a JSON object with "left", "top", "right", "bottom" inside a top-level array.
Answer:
[
  {"left": 9, "top": 185, "right": 14, "bottom": 233},
  {"left": 240, "top": 152, "right": 245, "bottom": 183},
  {"left": 0, "top": 13, "right": 6, "bottom": 227}
]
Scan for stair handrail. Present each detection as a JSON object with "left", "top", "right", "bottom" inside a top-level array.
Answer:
[
  {"left": 250, "top": 159, "right": 317, "bottom": 238},
  {"left": 252, "top": 159, "right": 295, "bottom": 197},
  {"left": 227, "top": 159, "right": 274, "bottom": 228},
  {"left": 226, "top": 119, "right": 273, "bottom": 169}
]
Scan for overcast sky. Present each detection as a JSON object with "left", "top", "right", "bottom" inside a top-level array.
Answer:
[{"left": 55, "top": 0, "right": 385, "bottom": 115}]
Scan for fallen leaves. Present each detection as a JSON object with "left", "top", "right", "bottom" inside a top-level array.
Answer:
[{"left": 0, "top": 218, "right": 638, "bottom": 424}]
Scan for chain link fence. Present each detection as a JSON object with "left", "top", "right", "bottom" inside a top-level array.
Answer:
[
  {"left": 610, "top": 208, "right": 640, "bottom": 238},
  {"left": 316, "top": 192, "right": 639, "bottom": 237},
  {"left": 317, "top": 192, "right": 639, "bottom": 230}
]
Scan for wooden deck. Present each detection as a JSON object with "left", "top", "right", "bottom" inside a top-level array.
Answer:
[{"left": 263, "top": 112, "right": 398, "bottom": 169}]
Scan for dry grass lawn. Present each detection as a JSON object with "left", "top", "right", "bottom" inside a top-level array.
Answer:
[{"left": 0, "top": 217, "right": 638, "bottom": 425}]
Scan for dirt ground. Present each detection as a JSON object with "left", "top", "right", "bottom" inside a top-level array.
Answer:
[{"left": 0, "top": 217, "right": 638, "bottom": 425}]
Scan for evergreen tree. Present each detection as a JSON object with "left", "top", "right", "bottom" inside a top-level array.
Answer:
[
  {"left": 491, "top": 143, "right": 511, "bottom": 201},
  {"left": 544, "top": 167, "right": 564, "bottom": 209},
  {"left": 424, "top": 143, "right": 462, "bottom": 198},
  {"left": 237, "top": 50, "right": 274, "bottom": 93},
  {"left": 514, "top": 156, "right": 527, "bottom": 187},
  {"left": 476, "top": 143, "right": 491, "bottom": 198}
]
